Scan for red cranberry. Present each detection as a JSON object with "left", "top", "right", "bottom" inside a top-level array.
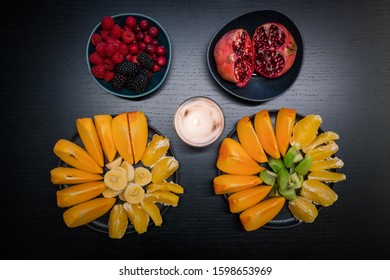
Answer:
[
  {"left": 148, "top": 26, "right": 159, "bottom": 37},
  {"left": 144, "top": 35, "right": 153, "bottom": 45},
  {"left": 156, "top": 56, "right": 167, "bottom": 66},
  {"left": 139, "top": 19, "right": 150, "bottom": 30},
  {"left": 138, "top": 41, "right": 146, "bottom": 51},
  {"left": 146, "top": 44, "right": 156, "bottom": 54},
  {"left": 156, "top": 45, "right": 166, "bottom": 56},
  {"left": 125, "top": 16, "right": 137, "bottom": 28},
  {"left": 152, "top": 64, "right": 161, "bottom": 72},
  {"left": 152, "top": 38, "right": 160, "bottom": 47},
  {"left": 122, "top": 30, "right": 135, "bottom": 44},
  {"left": 135, "top": 32, "right": 144, "bottom": 41},
  {"left": 132, "top": 25, "right": 141, "bottom": 33},
  {"left": 128, "top": 43, "right": 139, "bottom": 55}
]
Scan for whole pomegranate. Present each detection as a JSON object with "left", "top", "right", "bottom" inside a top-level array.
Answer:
[
  {"left": 213, "top": 29, "right": 254, "bottom": 87},
  {"left": 252, "top": 23, "right": 297, "bottom": 78}
]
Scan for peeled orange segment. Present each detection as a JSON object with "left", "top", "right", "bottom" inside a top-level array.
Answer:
[
  {"left": 302, "top": 131, "right": 340, "bottom": 153},
  {"left": 310, "top": 157, "right": 344, "bottom": 171},
  {"left": 301, "top": 179, "right": 338, "bottom": 207},
  {"left": 239, "top": 196, "right": 285, "bottom": 231},
  {"left": 141, "top": 201, "right": 163, "bottom": 226},
  {"left": 112, "top": 113, "right": 134, "bottom": 164},
  {"left": 290, "top": 114, "right": 322, "bottom": 150},
  {"left": 128, "top": 111, "right": 148, "bottom": 164},
  {"left": 123, "top": 202, "right": 149, "bottom": 234},
  {"left": 254, "top": 110, "right": 281, "bottom": 159},
  {"left": 217, "top": 138, "right": 264, "bottom": 175},
  {"left": 237, "top": 116, "right": 267, "bottom": 163},
  {"left": 305, "top": 141, "right": 339, "bottom": 162},
  {"left": 213, "top": 174, "right": 262, "bottom": 195},
  {"left": 53, "top": 139, "right": 103, "bottom": 174},
  {"left": 288, "top": 196, "right": 318, "bottom": 223},
  {"left": 144, "top": 190, "right": 179, "bottom": 207},
  {"left": 108, "top": 204, "right": 128, "bottom": 239},
  {"left": 76, "top": 118, "right": 104, "bottom": 167},
  {"left": 275, "top": 108, "right": 296, "bottom": 157},
  {"left": 94, "top": 115, "right": 117, "bottom": 163},
  {"left": 228, "top": 185, "right": 272, "bottom": 213},
  {"left": 51, "top": 167, "right": 103, "bottom": 185},
  {"left": 141, "top": 134, "right": 170, "bottom": 167},
  {"left": 151, "top": 156, "right": 179, "bottom": 183},
  {"left": 308, "top": 170, "right": 346, "bottom": 183},
  {"left": 56, "top": 181, "right": 107, "bottom": 208},
  {"left": 63, "top": 197, "right": 116, "bottom": 228},
  {"left": 146, "top": 181, "right": 184, "bottom": 194}
]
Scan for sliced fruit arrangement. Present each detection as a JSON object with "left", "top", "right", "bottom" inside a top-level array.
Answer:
[
  {"left": 50, "top": 111, "right": 184, "bottom": 239},
  {"left": 214, "top": 108, "right": 346, "bottom": 231}
]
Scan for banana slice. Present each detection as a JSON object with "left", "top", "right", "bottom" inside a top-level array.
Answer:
[
  {"left": 123, "top": 182, "right": 145, "bottom": 204},
  {"left": 121, "top": 161, "right": 135, "bottom": 182},
  {"left": 105, "top": 157, "right": 122, "bottom": 170},
  {"left": 102, "top": 187, "right": 123, "bottom": 198},
  {"left": 104, "top": 168, "right": 128, "bottom": 191},
  {"left": 134, "top": 167, "right": 152, "bottom": 186},
  {"left": 118, "top": 192, "right": 127, "bottom": 202}
]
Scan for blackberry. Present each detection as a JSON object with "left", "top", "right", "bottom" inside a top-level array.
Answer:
[
  {"left": 112, "top": 73, "right": 127, "bottom": 90},
  {"left": 115, "top": 61, "right": 138, "bottom": 77},
  {"left": 138, "top": 67, "right": 153, "bottom": 81},
  {"left": 128, "top": 73, "right": 149, "bottom": 93},
  {"left": 137, "top": 52, "right": 154, "bottom": 70}
]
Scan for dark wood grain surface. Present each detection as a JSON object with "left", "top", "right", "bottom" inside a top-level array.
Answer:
[{"left": 1, "top": 0, "right": 390, "bottom": 259}]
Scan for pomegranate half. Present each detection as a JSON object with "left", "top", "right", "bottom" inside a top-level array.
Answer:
[
  {"left": 252, "top": 23, "right": 297, "bottom": 78},
  {"left": 213, "top": 29, "right": 254, "bottom": 87}
]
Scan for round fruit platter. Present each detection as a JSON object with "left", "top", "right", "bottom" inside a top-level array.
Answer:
[
  {"left": 207, "top": 10, "right": 304, "bottom": 102},
  {"left": 214, "top": 109, "right": 346, "bottom": 231},
  {"left": 50, "top": 112, "right": 184, "bottom": 239},
  {"left": 86, "top": 13, "right": 172, "bottom": 99}
]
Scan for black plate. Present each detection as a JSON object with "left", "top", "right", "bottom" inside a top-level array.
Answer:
[
  {"left": 207, "top": 10, "right": 304, "bottom": 102},
  {"left": 219, "top": 110, "right": 335, "bottom": 229},
  {"left": 59, "top": 121, "right": 178, "bottom": 234}
]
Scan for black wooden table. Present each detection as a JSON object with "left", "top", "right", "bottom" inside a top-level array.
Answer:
[{"left": 1, "top": 0, "right": 389, "bottom": 259}]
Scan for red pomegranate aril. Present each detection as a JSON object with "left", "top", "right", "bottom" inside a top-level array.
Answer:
[
  {"left": 252, "top": 23, "right": 297, "bottom": 78},
  {"left": 152, "top": 38, "right": 160, "bottom": 47},
  {"left": 148, "top": 26, "right": 158, "bottom": 37},
  {"left": 156, "top": 45, "right": 166, "bottom": 56},
  {"left": 146, "top": 44, "right": 156, "bottom": 54},
  {"left": 126, "top": 16, "right": 137, "bottom": 28},
  {"left": 144, "top": 35, "right": 153, "bottom": 45},
  {"left": 139, "top": 19, "right": 150, "bottom": 30},
  {"left": 128, "top": 43, "right": 139, "bottom": 55},
  {"left": 156, "top": 56, "right": 167, "bottom": 67}
]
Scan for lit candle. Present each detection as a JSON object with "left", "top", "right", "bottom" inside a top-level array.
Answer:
[{"left": 174, "top": 97, "right": 224, "bottom": 147}]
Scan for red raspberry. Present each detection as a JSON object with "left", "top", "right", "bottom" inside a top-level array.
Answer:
[
  {"left": 95, "top": 42, "right": 106, "bottom": 57},
  {"left": 103, "top": 58, "right": 115, "bottom": 71},
  {"left": 119, "top": 43, "right": 129, "bottom": 56},
  {"left": 91, "top": 64, "right": 106, "bottom": 79},
  {"left": 89, "top": 52, "right": 104, "bottom": 65},
  {"left": 125, "top": 16, "right": 137, "bottom": 28},
  {"left": 104, "top": 43, "right": 117, "bottom": 57},
  {"left": 91, "top": 34, "right": 102, "bottom": 46},
  {"left": 109, "top": 24, "right": 123, "bottom": 39},
  {"left": 101, "top": 16, "right": 115, "bottom": 30},
  {"left": 105, "top": 37, "right": 120, "bottom": 49},
  {"left": 122, "top": 30, "right": 135, "bottom": 44},
  {"left": 111, "top": 52, "right": 124, "bottom": 64},
  {"left": 104, "top": 71, "right": 115, "bottom": 82},
  {"left": 100, "top": 30, "right": 110, "bottom": 41}
]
